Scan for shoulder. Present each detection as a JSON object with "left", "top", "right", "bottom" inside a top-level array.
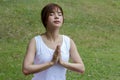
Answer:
[
  {"left": 62, "top": 35, "right": 71, "bottom": 40},
  {"left": 28, "top": 35, "right": 41, "bottom": 46},
  {"left": 34, "top": 35, "right": 41, "bottom": 40},
  {"left": 62, "top": 35, "right": 75, "bottom": 44},
  {"left": 30, "top": 35, "right": 40, "bottom": 42},
  {"left": 62, "top": 35, "right": 71, "bottom": 43},
  {"left": 28, "top": 37, "right": 36, "bottom": 47}
]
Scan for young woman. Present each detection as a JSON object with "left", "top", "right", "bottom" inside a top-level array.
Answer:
[{"left": 22, "top": 3, "right": 85, "bottom": 80}]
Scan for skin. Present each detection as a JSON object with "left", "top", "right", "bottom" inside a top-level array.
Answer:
[{"left": 22, "top": 8, "right": 85, "bottom": 75}]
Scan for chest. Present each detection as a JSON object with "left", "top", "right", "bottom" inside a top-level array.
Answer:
[
  {"left": 42, "top": 37, "right": 63, "bottom": 50},
  {"left": 35, "top": 42, "right": 70, "bottom": 64}
]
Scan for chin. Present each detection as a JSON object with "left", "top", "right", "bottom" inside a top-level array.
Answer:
[
  {"left": 56, "top": 25, "right": 62, "bottom": 28},
  {"left": 54, "top": 24, "right": 62, "bottom": 28}
]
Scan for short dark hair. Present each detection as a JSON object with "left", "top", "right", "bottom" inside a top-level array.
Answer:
[{"left": 41, "top": 3, "right": 64, "bottom": 28}]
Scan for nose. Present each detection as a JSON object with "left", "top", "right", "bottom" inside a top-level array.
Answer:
[{"left": 54, "top": 13, "right": 59, "bottom": 19}]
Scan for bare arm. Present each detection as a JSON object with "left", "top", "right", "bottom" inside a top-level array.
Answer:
[
  {"left": 59, "top": 39, "right": 85, "bottom": 74},
  {"left": 22, "top": 38, "right": 54, "bottom": 75}
]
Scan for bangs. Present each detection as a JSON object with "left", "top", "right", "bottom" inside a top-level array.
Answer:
[{"left": 47, "top": 4, "right": 63, "bottom": 14}]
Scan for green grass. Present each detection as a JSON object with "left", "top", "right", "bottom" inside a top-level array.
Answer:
[{"left": 0, "top": 0, "right": 120, "bottom": 80}]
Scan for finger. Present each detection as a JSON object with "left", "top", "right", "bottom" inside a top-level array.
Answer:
[
  {"left": 57, "top": 45, "right": 61, "bottom": 50},
  {"left": 53, "top": 45, "right": 61, "bottom": 58},
  {"left": 55, "top": 45, "right": 60, "bottom": 52},
  {"left": 56, "top": 45, "right": 61, "bottom": 53},
  {"left": 57, "top": 45, "right": 60, "bottom": 49}
]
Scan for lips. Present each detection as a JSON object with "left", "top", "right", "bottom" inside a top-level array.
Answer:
[{"left": 54, "top": 21, "right": 60, "bottom": 24}]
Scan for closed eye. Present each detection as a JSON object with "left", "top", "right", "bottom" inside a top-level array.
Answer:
[
  {"left": 49, "top": 12, "right": 54, "bottom": 16},
  {"left": 58, "top": 12, "right": 62, "bottom": 16}
]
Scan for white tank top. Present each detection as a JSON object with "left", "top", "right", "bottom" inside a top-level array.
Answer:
[{"left": 32, "top": 35, "right": 70, "bottom": 80}]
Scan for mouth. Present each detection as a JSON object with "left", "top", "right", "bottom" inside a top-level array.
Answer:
[{"left": 54, "top": 21, "right": 60, "bottom": 24}]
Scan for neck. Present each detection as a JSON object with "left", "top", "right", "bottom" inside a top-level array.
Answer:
[{"left": 45, "top": 30, "right": 60, "bottom": 41}]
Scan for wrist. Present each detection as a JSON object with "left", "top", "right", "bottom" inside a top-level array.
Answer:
[
  {"left": 49, "top": 62, "right": 54, "bottom": 66},
  {"left": 60, "top": 60, "right": 65, "bottom": 66}
]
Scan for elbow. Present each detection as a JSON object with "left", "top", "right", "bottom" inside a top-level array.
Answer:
[
  {"left": 80, "top": 66, "right": 85, "bottom": 74},
  {"left": 78, "top": 66, "right": 85, "bottom": 74},
  {"left": 80, "top": 68, "right": 85, "bottom": 74},
  {"left": 22, "top": 68, "right": 30, "bottom": 75}
]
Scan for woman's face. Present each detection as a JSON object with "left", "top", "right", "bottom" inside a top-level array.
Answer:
[{"left": 46, "top": 8, "right": 63, "bottom": 29}]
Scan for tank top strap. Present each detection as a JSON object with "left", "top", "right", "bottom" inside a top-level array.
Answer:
[
  {"left": 63, "top": 35, "right": 71, "bottom": 51},
  {"left": 34, "top": 35, "right": 42, "bottom": 53}
]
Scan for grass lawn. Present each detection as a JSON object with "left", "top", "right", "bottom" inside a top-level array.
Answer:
[{"left": 0, "top": 0, "right": 120, "bottom": 80}]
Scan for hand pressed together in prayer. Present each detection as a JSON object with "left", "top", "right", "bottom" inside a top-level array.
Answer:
[{"left": 51, "top": 45, "right": 63, "bottom": 65}]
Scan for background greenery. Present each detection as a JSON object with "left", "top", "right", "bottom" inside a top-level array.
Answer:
[{"left": 0, "top": 0, "right": 120, "bottom": 80}]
